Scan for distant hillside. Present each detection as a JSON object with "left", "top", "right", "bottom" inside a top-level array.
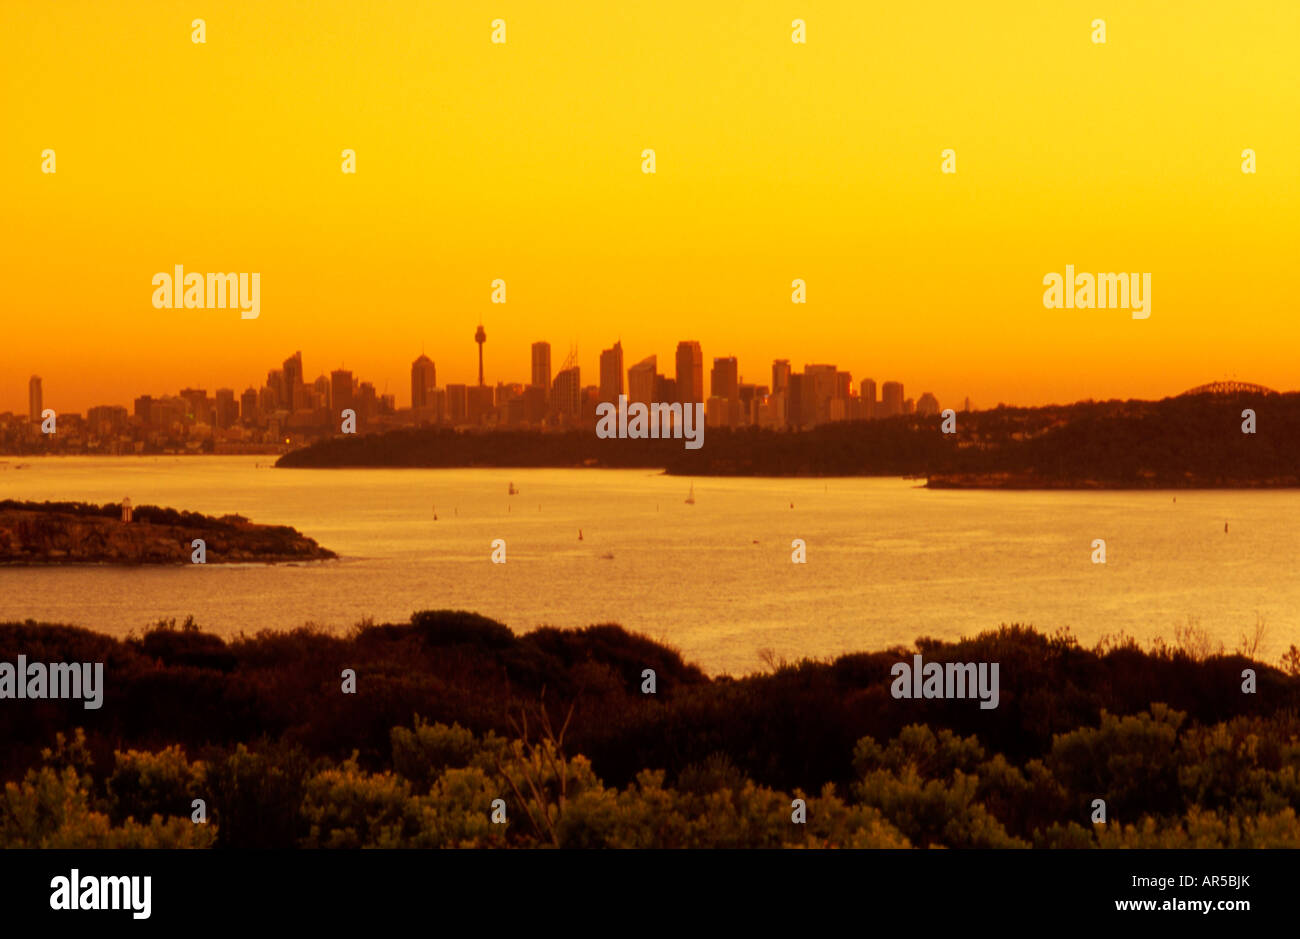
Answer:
[
  {"left": 277, "top": 391, "right": 1300, "bottom": 487},
  {"left": 0, "top": 500, "right": 336, "bottom": 565}
]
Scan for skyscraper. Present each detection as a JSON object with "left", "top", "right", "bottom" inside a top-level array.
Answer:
[
  {"left": 771, "top": 359, "right": 791, "bottom": 396},
  {"left": 240, "top": 387, "right": 259, "bottom": 424},
  {"left": 710, "top": 356, "right": 739, "bottom": 427},
  {"left": 28, "top": 375, "right": 42, "bottom": 423},
  {"left": 466, "top": 385, "right": 494, "bottom": 424},
  {"left": 860, "top": 379, "right": 877, "bottom": 419},
  {"left": 788, "top": 373, "right": 805, "bottom": 429},
  {"left": 599, "top": 341, "right": 624, "bottom": 403},
  {"left": 265, "top": 369, "right": 285, "bottom": 411},
  {"left": 531, "top": 342, "right": 551, "bottom": 399},
  {"left": 331, "top": 369, "right": 354, "bottom": 415},
  {"left": 627, "top": 355, "right": 657, "bottom": 405},
  {"left": 710, "top": 356, "right": 739, "bottom": 401},
  {"left": 881, "top": 381, "right": 904, "bottom": 417},
  {"left": 552, "top": 365, "right": 581, "bottom": 420},
  {"left": 214, "top": 388, "right": 238, "bottom": 428},
  {"left": 803, "top": 364, "right": 838, "bottom": 426},
  {"left": 675, "top": 341, "right": 703, "bottom": 405},
  {"left": 445, "top": 383, "right": 468, "bottom": 423},
  {"left": 179, "top": 388, "right": 212, "bottom": 425},
  {"left": 411, "top": 354, "right": 436, "bottom": 409},
  {"left": 282, "top": 352, "right": 303, "bottom": 412}
]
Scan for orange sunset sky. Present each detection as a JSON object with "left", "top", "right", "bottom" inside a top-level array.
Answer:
[{"left": 1, "top": 0, "right": 1297, "bottom": 415}]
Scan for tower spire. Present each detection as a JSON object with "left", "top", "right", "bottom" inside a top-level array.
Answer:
[{"left": 474, "top": 322, "right": 487, "bottom": 387}]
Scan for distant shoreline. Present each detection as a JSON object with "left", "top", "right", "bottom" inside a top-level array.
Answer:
[
  {"left": 0, "top": 500, "right": 336, "bottom": 566},
  {"left": 270, "top": 391, "right": 1300, "bottom": 488}
]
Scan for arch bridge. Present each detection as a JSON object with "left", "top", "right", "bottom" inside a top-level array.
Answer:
[{"left": 1180, "top": 381, "right": 1278, "bottom": 396}]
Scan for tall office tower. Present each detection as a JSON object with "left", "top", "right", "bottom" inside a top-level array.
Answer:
[
  {"left": 771, "top": 359, "right": 791, "bottom": 396},
  {"left": 803, "top": 364, "right": 838, "bottom": 425},
  {"left": 520, "top": 384, "right": 547, "bottom": 424},
  {"left": 710, "top": 356, "right": 739, "bottom": 401},
  {"left": 331, "top": 369, "right": 354, "bottom": 416},
  {"left": 551, "top": 366, "right": 581, "bottom": 420},
  {"left": 240, "top": 387, "right": 259, "bottom": 424},
  {"left": 265, "top": 369, "right": 285, "bottom": 410},
  {"left": 654, "top": 374, "right": 676, "bottom": 402},
  {"left": 28, "top": 375, "right": 42, "bottom": 422},
  {"left": 675, "top": 341, "right": 703, "bottom": 405},
  {"left": 357, "top": 382, "right": 379, "bottom": 420},
  {"left": 312, "top": 374, "right": 331, "bottom": 409},
  {"left": 180, "top": 388, "right": 212, "bottom": 425},
  {"left": 787, "top": 373, "right": 805, "bottom": 429},
  {"left": 710, "top": 356, "right": 740, "bottom": 426},
  {"left": 916, "top": 392, "right": 940, "bottom": 416},
  {"left": 881, "top": 381, "right": 904, "bottom": 417},
  {"left": 835, "top": 371, "right": 852, "bottom": 400},
  {"left": 531, "top": 342, "right": 551, "bottom": 399},
  {"left": 738, "top": 383, "right": 760, "bottom": 425},
  {"left": 860, "top": 379, "right": 877, "bottom": 419},
  {"left": 627, "top": 355, "right": 657, "bottom": 404},
  {"left": 466, "top": 385, "right": 494, "bottom": 424},
  {"left": 445, "top": 384, "right": 468, "bottom": 423},
  {"left": 283, "top": 351, "right": 303, "bottom": 411},
  {"left": 580, "top": 385, "right": 600, "bottom": 427},
  {"left": 214, "top": 388, "right": 238, "bottom": 428},
  {"left": 411, "top": 354, "right": 436, "bottom": 409},
  {"left": 474, "top": 323, "right": 487, "bottom": 386},
  {"left": 599, "top": 341, "right": 624, "bottom": 403}
]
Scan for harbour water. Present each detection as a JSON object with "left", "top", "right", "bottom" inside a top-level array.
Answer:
[{"left": 1, "top": 456, "right": 1295, "bottom": 674}]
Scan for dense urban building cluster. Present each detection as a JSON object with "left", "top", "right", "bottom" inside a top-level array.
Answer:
[{"left": 2, "top": 331, "right": 947, "bottom": 454}]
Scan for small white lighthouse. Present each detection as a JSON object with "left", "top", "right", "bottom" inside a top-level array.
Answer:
[{"left": 121, "top": 496, "right": 133, "bottom": 523}]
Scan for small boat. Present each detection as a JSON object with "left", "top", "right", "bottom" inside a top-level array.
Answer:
[
  {"left": 578, "top": 529, "right": 584, "bottom": 540},
  {"left": 508, "top": 482, "right": 518, "bottom": 495},
  {"left": 599, "top": 552, "right": 614, "bottom": 560},
  {"left": 685, "top": 483, "right": 695, "bottom": 505}
]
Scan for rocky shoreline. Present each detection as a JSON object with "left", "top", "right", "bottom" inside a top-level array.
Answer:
[{"left": 0, "top": 500, "right": 335, "bottom": 565}]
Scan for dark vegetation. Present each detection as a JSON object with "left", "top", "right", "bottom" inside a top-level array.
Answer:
[
  {"left": 276, "top": 391, "right": 1300, "bottom": 486},
  {"left": 1, "top": 500, "right": 264, "bottom": 531},
  {"left": 3, "top": 612, "right": 1300, "bottom": 847},
  {"left": 0, "top": 500, "right": 335, "bottom": 564}
]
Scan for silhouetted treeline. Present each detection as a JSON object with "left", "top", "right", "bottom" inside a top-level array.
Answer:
[
  {"left": 0, "top": 501, "right": 335, "bottom": 564},
  {"left": 0, "top": 500, "right": 254, "bottom": 530},
  {"left": 3, "top": 613, "right": 1300, "bottom": 847},
  {"left": 276, "top": 392, "right": 1300, "bottom": 485}
]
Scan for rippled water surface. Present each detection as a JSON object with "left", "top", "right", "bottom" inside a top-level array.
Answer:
[{"left": 1, "top": 456, "right": 1296, "bottom": 674}]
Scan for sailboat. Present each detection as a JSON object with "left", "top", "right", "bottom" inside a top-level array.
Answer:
[
  {"left": 685, "top": 483, "right": 695, "bottom": 505},
  {"left": 508, "top": 482, "right": 518, "bottom": 495}
]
